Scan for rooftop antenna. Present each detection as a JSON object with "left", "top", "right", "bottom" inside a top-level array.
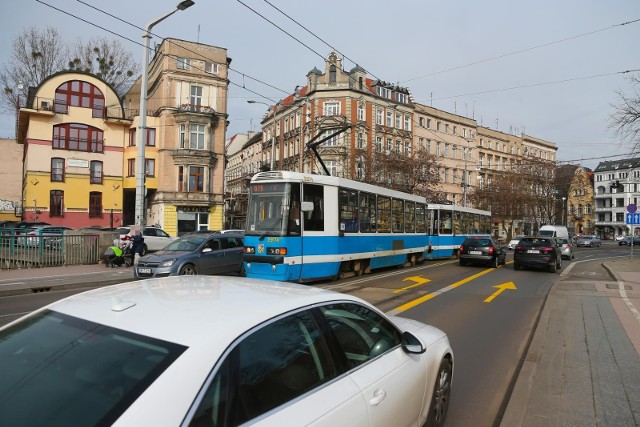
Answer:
[
  {"left": 197, "top": 24, "right": 200, "bottom": 43},
  {"left": 472, "top": 101, "right": 476, "bottom": 119},
  {"left": 430, "top": 92, "right": 433, "bottom": 106}
]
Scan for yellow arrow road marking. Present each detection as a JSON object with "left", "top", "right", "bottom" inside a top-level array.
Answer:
[
  {"left": 390, "top": 267, "right": 495, "bottom": 314},
  {"left": 394, "top": 276, "right": 431, "bottom": 293},
  {"left": 484, "top": 281, "right": 517, "bottom": 303}
]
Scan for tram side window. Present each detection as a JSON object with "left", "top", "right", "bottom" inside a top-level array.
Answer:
[
  {"left": 377, "top": 196, "right": 391, "bottom": 233},
  {"left": 392, "top": 199, "right": 404, "bottom": 233},
  {"left": 453, "top": 211, "right": 462, "bottom": 235},
  {"left": 339, "top": 189, "right": 359, "bottom": 233},
  {"left": 426, "top": 208, "right": 435, "bottom": 235},
  {"left": 415, "top": 204, "right": 426, "bottom": 233},
  {"left": 405, "top": 201, "right": 415, "bottom": 233},
  {"left": 359, "top": 192, "right": 376, "bottom": 233},
  {"left": 438, "top": 209, "right": 453, "bottom": 235},
  {"left": 303, "top": 184, "right": 324, "bottom": 231}
]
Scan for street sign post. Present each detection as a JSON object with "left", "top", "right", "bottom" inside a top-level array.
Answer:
[{"left": 626, "top": 204, "right": 638, "bottom": 257}]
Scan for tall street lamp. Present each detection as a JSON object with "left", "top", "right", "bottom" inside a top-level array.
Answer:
[
  {"left": 247, "top": 100, "right": 280, "bottom": 171},
  {"left": 135, "top": 0, "right": 195, "bottom": 227}
]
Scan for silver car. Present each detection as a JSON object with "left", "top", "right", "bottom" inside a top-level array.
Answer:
[
  {"left": 577, "top": 235, "right": 602, "bottom": 247},
  {"left": 558, "top": 238, "right": 574, "bottom": 259}
]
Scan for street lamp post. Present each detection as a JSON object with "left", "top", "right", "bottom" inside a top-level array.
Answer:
[
  {"left": 135, "top": 0, "right": 195, "bottom": 227},
  {"left": 248, "top": 100, "right": 280, "bottom": 171},
  {"left": 561, "top": 196, "right": 567, "bottom": 227}
]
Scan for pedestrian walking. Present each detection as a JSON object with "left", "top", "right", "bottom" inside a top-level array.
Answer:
[{"left": 131, "top": 227, "right": 145, "bottom": 265}]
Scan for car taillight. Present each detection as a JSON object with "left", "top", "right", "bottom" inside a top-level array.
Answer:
[
  {"left": 515, "top": 245, "right": 525, "bottom": 251},
  {"left": 459, "top": 245, "right": 465, "bottom": 254},
  {"left": 540, "top": 246, "right": 554, "bottom": 253},
  {"left": 488, "top": 246, "right": 495, "bottom": 255}
]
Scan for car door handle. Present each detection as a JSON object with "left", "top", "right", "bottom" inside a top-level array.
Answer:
[{"left": 369, "top": 389, "right": 387, "bottom": 406}]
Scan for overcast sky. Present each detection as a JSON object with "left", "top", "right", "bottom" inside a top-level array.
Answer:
[{"left": 2, "top": 0, "right": 640, "bottom": 170}]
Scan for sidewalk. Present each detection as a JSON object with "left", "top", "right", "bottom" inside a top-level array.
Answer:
[{"left": 501, "top": 256, "right": 640, "bottom": 426}]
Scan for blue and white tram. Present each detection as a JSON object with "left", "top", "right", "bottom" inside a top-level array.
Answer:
[{"left": 242, "top": 171, "right": 491, "bottom": 282}]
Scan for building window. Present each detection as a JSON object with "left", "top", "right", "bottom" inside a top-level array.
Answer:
[
  {"left": 395, "top": 113, "right": 401, "bottom": 129},
  {"left": 357, "top": 103, "right": 365, "bottom": 121},
  {"left": 54, "top": 80, "right": 105, "bottom": 117},
  {"left": 50, "top": 190, "right": 64, "bottom": 217},
  {"left": 323, "top": 102, "right": 340, "bottom": 116},
  {"left": 178, "top": 166, "right": 184, "bottom": 191},
  {"left": 358, "top": 77, "right": 363, "bottom": 90},
  {"left": 396, "top": 92, "right": 407, "bottom": 104},
  {"left": 145, "top": 159, "right": 155, "bottom": 177},
  {"left": 386, "top": 111, "right": 393, "bottom": 127},
  {"left": 53, "top": 123, "right": 103, "bottom": 153},
  {"left": 189, "top": 166, "right": 205, "bottom": 192},
  {"left": 437, "top": 122, "right": 441, "bottom": 132},
  {"left": 130, "top": 128, "right": 157, "bottom": 147},
  {"left": 127, "top": 159, "right": 135, "bottom": 177},
  {"left": 375, "top": 136, "right": 382, "bottom": 152},
  {"left": 89, "top": 192, "right": 102, "bottom": 218},
  {"left": 405, "top": 141, "right": 411, "bottom": 157},
  {"left": 51, "top": 158, "right": 65, "bottom": 182},
  {"left": 177, "top": 57, "right": 191, "bottom": 69},
  {"left": 190, "top": 124, "right": 206, "bottom": 150},
  {"left": 325, "top": 160, "right": 339, "bottom": 177},
  {"left": 204, "top": 61, "right": 218, "bottom": 74},
  {"left": 376, "top": 108, "right": 383, "bottom": 125},
  {"left": 427, "top": 118, "right": 431, "bottom": 128},
  {"left": 129, "top": 129, "right": 136, "bottom": 146},
  {"left": 357, "top": 133, "right": 365, "bottom": 149},
  {"left": 90, "top": 161, "right": 103, "bottom": 184},
  {"left": 329, "top": 65, "right": 337, "bottom": 83},
  {"left": 190, "top": 85, "right": 203, "bottom": 111},
  {"left": 322, "top": 130, "right": 338, "bottom": 146},
  {"left": 404, "top": 115, "right": 411, "bottom": 131}
]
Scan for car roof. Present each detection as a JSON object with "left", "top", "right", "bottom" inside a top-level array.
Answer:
[{"left": 34, "top": 276, "right": 362, "bottom": 350}]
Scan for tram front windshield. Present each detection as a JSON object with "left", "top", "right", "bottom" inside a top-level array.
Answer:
[{"left": 247, "top": 182, "right": 297, "bottom": 237}]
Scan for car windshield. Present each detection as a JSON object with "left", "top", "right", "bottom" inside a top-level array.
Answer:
[
  {"left": 0, "top": 310, "right": 186, "bottom": 426},
  {"left": 520, "top": 238, "right": 553, "bottom": 247},
  {"left": 163, "top": 236, "right": 206, "bottom": 252},
  {"left": 465, "top": 238, "right": 492, "bottom": 246}
]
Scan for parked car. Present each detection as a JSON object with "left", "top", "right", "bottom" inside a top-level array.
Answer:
[
  {"left": 513, "top": 236, "right": 562, "bottom": 272},
  {"left": 576, "top": 235, "right": 602, "bottom": 247},
  {"left": 557, "top": 238, "right": 574, "bottom": 260},
  {"left": 508, "top": 235, "right": 525, "bottom": 250},
  {"left": 115, "top": 225, "right": 177, "bottom": 255},
  {"left": 0, "top": 276, "right": 454, "bottom": 427},
  {"left": 619, "top": 236, "right": 640, "bottom": 246},
  {"left": 459, "top": 236, "right": 506, "bottom": 268},
  {"left": 17, "top": 225, "right": 74, "bottom": 248},
  {"left": 135, "top": 232, "right": 244, "bottom": 278}
]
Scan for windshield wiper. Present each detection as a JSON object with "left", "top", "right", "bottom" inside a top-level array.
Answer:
[{"left": 259, "top": 218, "right": 282, "bottom": 241}]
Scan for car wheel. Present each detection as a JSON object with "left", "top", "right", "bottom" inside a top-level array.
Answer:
[
  {"left": 557, "top": 258, "right": 562, "bottom": 272},
  {"left": 459, "top": 259, "right": 466, "bottom": 267},
  {"left": 179, "top": 264, "right": 197, "bottom": 275},
  {"left": 514, "top": 262, "right": 521, "bottom": 271},
  {"left": 425, "top": 358, "right": 452, "bottom": 427},
  {"left": 549, "top": 260, "right": 557, "bottom": 273}
]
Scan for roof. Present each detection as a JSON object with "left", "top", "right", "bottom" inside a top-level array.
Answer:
[
  {"left": 46, "top": 276, "right": 361, "bottom": 349},
  {"left": 594, "top": 157, "right": 640, "bottom": 172}
]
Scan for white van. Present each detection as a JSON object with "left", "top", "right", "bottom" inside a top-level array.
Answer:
[{"left": 538, "top": 225, "right": 569, "bottom": 240}]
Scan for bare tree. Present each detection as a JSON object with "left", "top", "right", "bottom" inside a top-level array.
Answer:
[
  {"left": 358, "top": 146, "right": 444, "bottom": 201},
  {"left": 610, "top": 73, "right": 640, "bottom": 153},
  {"left": 0, "top": 27, "right": 67, "bottom": 113},
  {"left": 68, "top": 37, "right": 139, "bottom": 96}
]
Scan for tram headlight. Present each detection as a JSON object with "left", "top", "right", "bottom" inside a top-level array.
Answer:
[
  {"left": 244, "top": 246, "right": 255, "bottom": 254},
  {"left": 267, "top": 247, "right": 287, "bottom": 256}
]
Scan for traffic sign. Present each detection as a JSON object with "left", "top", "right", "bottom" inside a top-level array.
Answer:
[
  {"left": 628, "top": 203, "right": 638, "bottom": 214},
  {"left": 626, "top": 213, "right": 640, "bottom": 225}
]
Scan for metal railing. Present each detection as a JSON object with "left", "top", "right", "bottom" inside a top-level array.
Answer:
[{"left": 0, "top": 232, "right": 113, "bottom": 270}]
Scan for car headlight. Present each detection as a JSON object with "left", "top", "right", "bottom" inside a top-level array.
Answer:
[{"left": 160, "top": 259, "right": 178, "bottom": 267}]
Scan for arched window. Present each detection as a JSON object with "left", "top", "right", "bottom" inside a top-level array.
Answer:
[
  {"left": 54, "top": 80, "right": 105, "bottom": 117},
  {"left": 329, "top": 65, "right": 336, "bottom": 83},
  {"left": 53, "top": 123, "right": 103, "bottom": 153}
]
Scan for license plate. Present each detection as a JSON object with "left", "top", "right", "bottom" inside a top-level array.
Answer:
[
  {"left": 527, "top": 250, "right": 540, "bottom": 254},
  {"left": 469, "top": 251, "right": 482, "bottom": 255},
  {"left": 138, "top": 268, "right": 152, "bottom": 274}
]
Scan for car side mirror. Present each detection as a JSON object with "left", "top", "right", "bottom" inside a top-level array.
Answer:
[{"left": 401, "top": 331, "right": 426, "bottom": 354}]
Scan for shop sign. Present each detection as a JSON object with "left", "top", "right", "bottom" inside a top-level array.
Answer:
[{"left": 177, "top": 206, "right": 210, "bottom": 213}]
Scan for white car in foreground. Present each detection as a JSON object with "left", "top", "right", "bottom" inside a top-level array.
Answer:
[{"left": 0, "top": 276, "right": 453, "bottom": 427}]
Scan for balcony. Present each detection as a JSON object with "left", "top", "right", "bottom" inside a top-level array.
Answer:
[{"left": 173, "top": 104, "right": 220, "bottom": 127}]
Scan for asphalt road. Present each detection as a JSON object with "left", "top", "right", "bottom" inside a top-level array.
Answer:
[{"left": 0, "top": 241, "right": 628, "bottom": 426}]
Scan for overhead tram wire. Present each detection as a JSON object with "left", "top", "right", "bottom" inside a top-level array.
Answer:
[
  {"left": 259, "top": 0, "right": 383, "bottom": 82},
  {"left": 402, "top": 17, "right": 640, "bottom": 83},
  {"left": 74, "top": 0, "right": 289, "bottom": 98},
  {"left": 425, "top": 69, "right": 640, "bottom": 102}
]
